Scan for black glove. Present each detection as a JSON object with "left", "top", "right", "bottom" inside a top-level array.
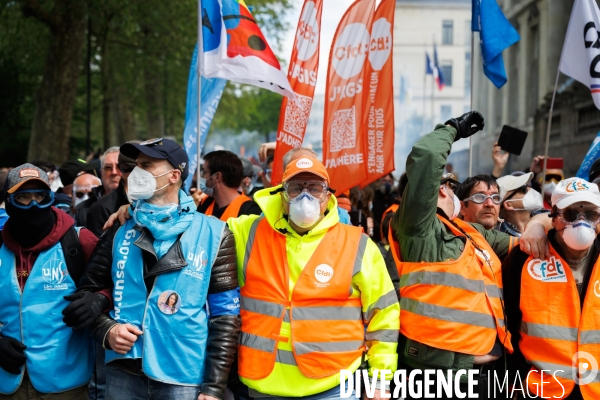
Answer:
[
  {"left": 62, "top": 292, "right": 110, "bottom": 332},
  {"left": 0, "top": 335, "right": 27, "bottom": 375},
  {"left": 445, "top": 110, "right": 485, "bottom": 141}
]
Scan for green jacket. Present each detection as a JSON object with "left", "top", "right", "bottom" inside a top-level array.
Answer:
[{"left": 391, "top": 124, "right": 515, "bottom": 372}]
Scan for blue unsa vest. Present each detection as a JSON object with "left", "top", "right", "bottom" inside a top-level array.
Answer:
[
  {"left": 106, "top": 213, "right": 225, "bottom": 385},
  {"left": 0, "top": 228, "right": 93, "bottom": 395}
]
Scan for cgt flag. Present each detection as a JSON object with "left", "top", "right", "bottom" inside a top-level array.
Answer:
[
  {"left": 361, "top": 0, "right": 396, "bottom": 187},
  {"left": 559, "top": 0, "right": 600, "bottom": 110},
  {"left": 182, "top": 44, "right": 227, "bottom": 190},
  {"left": 271, "top": 0, "right": 323, "bottom": 185},
  {"left": 322, "top": 0, "right": 376, "bottom": 194},
  {"left": 200, "top": 0, "right": 294, "bottom": 98}
]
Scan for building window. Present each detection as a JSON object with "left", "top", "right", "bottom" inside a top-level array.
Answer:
[
  {"left": 441, "top": 105, "right": 452, "bottom": 122},
  {"left": 442, "top": 20, "right": 453, "bottom": 45},
  {"left": 441, "top": 62, "right": 453, "bottom": 87}
]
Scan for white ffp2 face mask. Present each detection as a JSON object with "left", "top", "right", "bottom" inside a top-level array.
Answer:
[
  {"left": 562, "top": 222, "right": 596, "bottom": 251},
  {"left": 504, "top": 189, "right": 544, "bottom": 212},
  {"left": 289, "top": 193, "right": 321, "bottom": 228},
  {"left": 543, "top": 181, "right": 557, "bottom": 196},
  {"left": 452, "top": 193, "right": 461, "bottom": 220},
  {"left": 128, "top": 167, "right": 172, "bottom": 201}
]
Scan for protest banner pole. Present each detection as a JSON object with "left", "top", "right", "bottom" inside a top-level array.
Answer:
[
  {"left": 541, "top": 68, "right": 561, "bottom": 186},
  {"left": 196, "top": 0, "right": 203, "bottom": 190},
  {"left": 469, "top": 30, "right": 475, "bottom": 177}
]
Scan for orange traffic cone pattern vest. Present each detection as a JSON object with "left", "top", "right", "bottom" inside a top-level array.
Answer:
[
  {"left": 204, "top": 194, "right": 251, "bottom": 221},
  {"left": 520, "top": 243, "right": 600, "bottom": 399},
  {"left": 238, "top": 217, "right": 368, "bottom": 380},
  {"left": 389, "top": 214, "right": 513, "bottom": 355}
]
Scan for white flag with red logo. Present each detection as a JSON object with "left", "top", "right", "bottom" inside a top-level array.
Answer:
[
  {"left": 271, "top": 0, "right": 323, "bottom": 185},
  {"left": 559, "top": 0, "right": 600, "bottom": 109},
  {"left": 322, "top": 0, "right": 376, "bottom": 194},
  {"left": 361, "top": 0, "right": 395, "bottom": 187}
]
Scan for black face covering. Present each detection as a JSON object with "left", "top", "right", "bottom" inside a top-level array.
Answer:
[{"left": 5, "top": 202, "right": 56, "bottom": 248}]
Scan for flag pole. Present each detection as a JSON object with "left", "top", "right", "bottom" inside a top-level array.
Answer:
[
  {"left": 469, "top": 31, "right": 475, "bottom": 177},
  {"left": 196, "top": 0, "right": 203, "bottom": 191},
  {"left": 422, "top": 57, "right": 426, "bottom": 134},
  {"left": 541, "top": 68, "right": 561, "bottom": 187}
]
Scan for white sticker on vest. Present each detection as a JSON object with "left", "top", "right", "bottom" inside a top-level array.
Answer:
[
  {"left": 527, "top": 256, "right": 567, "bottom": 282},
  {"left": 314, "top": 264, "right": 334, "bottom": 284}
]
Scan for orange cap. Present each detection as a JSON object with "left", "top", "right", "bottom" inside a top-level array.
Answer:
[{"left": 282, "top": 156, "right": 329, "bottom": 184}]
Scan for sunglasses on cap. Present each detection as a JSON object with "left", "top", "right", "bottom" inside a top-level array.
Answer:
[
  {"left": 440, "top": 173, "right": 459, "bottom": 192},
  {"left": 8, "top": 189, "right": 54, "bottom": 210}
]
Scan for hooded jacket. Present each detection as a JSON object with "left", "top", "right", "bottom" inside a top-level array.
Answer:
[{"left": 227, "top": 186, "right": 399, "bottom": 397}]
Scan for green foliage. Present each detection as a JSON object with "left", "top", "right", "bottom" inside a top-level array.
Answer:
[{"left": 0, "top": 0, "right": 292, "bottom": 165}]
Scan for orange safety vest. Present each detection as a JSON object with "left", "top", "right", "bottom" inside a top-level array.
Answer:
[
  {"left": 520, "top": 244, "right": 600, "bottom": 399},
  {"left": 238, "top": 217, "right": 368, "bottom": 380},
  {"left": 380, "top": 204, "right": 399, "bottom": 240},
  {"left": 203, "top": 194, "right": 251, "bottom": 222},
  {"left": 389, "top": 214, "right": 512, "bottom": 355}
]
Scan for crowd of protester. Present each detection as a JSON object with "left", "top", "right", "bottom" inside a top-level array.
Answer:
[{"left": 1, "top": 111, "right": 599, "bottom": 400}]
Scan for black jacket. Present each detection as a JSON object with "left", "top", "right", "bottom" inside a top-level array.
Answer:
[
  {"left": 78, "top": 216, "right": 240, "bottom": 400},
  {"left": 75, "top": 185, "right": 104, "bottom": 227},
  {"left": 85, "top": 183, "right": 130, "bottom": 237}
]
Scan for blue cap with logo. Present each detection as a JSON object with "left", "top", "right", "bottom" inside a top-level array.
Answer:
[{"left": 120, "top": 138, "right": 189, "bottom": 182}]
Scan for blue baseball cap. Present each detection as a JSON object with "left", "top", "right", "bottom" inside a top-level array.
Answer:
[{"left": 120, "top": 138, "right": 189, "bottom": 182}]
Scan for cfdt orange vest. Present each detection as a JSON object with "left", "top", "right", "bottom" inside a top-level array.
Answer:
[
  {"left": 380, "top": 204, "right": 399, "bottom": 240},
  {"left": 520, "top": 244, "right": 600, "bottom": 399},
  {"left": 238, "top": 217, "right": 368, "bottom": 379},
  {"left": 203, "top": 194, "right": 251, "bottom": 221},
  {"left": 390, "top": 215, "right": 512, "bottom": 355}
]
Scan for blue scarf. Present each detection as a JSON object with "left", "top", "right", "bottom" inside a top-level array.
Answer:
[{"left": 132, "top": 190, "right": 196, "bottom": 258}]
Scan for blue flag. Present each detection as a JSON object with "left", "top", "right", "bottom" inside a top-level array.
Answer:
[
  {"left": 182, "top": 44, "right": 227, "bottom": 190},
  {"left": 425, "top": 52, "right": 433, "bottom": 75},
  {"left": 576, "top": 131, "right": 600, "bottom": 180},
  {"left": 472, "top": 0, "right": 520, "bottom": 88}
]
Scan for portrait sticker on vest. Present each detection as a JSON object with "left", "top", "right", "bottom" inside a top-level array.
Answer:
[
  {"left": 594, "top": 280, "right": 600, "bottom": 298},
  {"left": 42, "top": 259, "right": 70, "bottom": 290},
  {"left": 475, "top": 248, "right": 493, "bottom": 267},
  {"left": 184, "top": 245, "right": 208, "bottom": 280},
  {"left": 527, "top": 256, "right": 567, "bottom": 283},
  {"left": 158, "top": 290, "right": 182, "bottom": 315},
  {"left": 314, "top": 264, "right": 334, "bottom": 288}
]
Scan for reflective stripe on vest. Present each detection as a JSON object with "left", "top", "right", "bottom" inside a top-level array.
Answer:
[
  {"left": 520, "top": 244, "right": 600, "bottom": 399},
  {"left": 239, "top": 217, "right": 368, "bottom": 380},
  {"left": 0, "top": 232, "right": 93, "bottom": 395},
  {"left": 392, "top": 214, "right": 512, "bottom": 356},
  {"left": 106, "top": 214, "right": 225, "bottom": 385},
  {"left": 205, "top": 194, "right": 251, "bottom": 221}
]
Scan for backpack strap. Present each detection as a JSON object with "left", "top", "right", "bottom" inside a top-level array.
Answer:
[{"left": 60, "top": 226, "right": 85, "bottom": 286}]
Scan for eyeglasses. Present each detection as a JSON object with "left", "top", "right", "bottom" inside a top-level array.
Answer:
[
  {"left": 119, "top": 163, "right": 136, "bottom": 174},
  {"left": 283, "top": 180, "right": 329, "bottom": 203},
  {"left": 73, "top": 185, "right": 98, "bottom": 198},
  {"left": 8, "top": 189, "right": 54, "bottom": 209},
  {"left": 264, "top": 169, "right": 272, "bottom": 182},
  {"left": 556, "top": 209, "right": 600, "bottom": 224},
  {"left": 544, "top": 174, "right": 563, "bottom": 183},
  {"left": 102, "top": 164, "right": 118, "bottom": 174},
  {"left": 463, "top": 193, "right": 502, "bottom": 205}
]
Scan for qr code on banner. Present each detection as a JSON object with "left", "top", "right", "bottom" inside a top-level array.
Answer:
[
  {"left": 283, "top": 94, "right": 313, "bottom": 139},
  {"left": 330, "top": 106, "right": 356, "bottom": 152}
]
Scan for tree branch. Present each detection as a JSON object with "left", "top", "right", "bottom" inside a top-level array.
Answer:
[{"left": 21, "top": 0, "right": 56, "bottom": 28}]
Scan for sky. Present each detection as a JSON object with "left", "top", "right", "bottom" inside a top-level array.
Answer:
[{"left": 279, "top": 0, "right": 356, "bottom": 95}]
